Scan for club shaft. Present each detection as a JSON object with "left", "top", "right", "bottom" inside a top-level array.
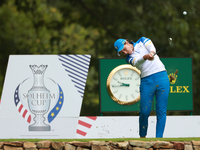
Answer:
[
  {"left": 154, "top": 46, "right": 169, "bottom": 56},
  {"left": 154, "top": 38, "right": 172, "bottom": 56}
]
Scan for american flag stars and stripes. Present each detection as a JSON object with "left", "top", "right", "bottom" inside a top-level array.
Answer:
[{"left": 14, "top": 84, "right": 32, "bottom": 123}]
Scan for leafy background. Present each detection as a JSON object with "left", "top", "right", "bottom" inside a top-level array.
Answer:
[{"left": 0, "top": 0, "right": 199, "bottom": 116}]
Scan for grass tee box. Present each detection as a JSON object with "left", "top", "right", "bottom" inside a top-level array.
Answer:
[{"left": 99, "top": 58, "right": 193, "bottom": 113}]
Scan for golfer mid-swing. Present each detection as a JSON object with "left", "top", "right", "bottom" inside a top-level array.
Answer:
[{"left": 114, "top": 37, "right": 170, "bottom": 138}]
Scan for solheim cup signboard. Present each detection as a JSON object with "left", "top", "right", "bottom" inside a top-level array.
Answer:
[{"left": 0, "top": 55, "right": 91, "bottom": 139}]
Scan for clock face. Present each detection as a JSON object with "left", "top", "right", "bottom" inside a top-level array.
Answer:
[{"left": 107, "top": 64, "right": 141, "bottom": 105}]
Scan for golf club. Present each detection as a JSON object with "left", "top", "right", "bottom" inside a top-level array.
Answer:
[{"left": 154, "top": 38, "right": 172, "bottom": 56}]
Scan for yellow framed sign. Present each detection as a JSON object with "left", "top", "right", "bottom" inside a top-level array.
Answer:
[{"left": 99, "top": 58, "right": 193, "bottom": 113}]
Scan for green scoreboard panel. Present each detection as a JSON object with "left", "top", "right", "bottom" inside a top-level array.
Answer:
[{"left": 99, "top": 58, "right": 193, "bottom": 113}]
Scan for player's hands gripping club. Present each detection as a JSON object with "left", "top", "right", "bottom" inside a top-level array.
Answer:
[{"left": 143, "top": 52, "right": 155, "bottom": 61}]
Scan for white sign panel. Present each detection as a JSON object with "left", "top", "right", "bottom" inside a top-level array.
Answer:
[
  {"left": 75, "top": 116, "right": 200, "bottom": 138},
  {"left": 0, "top": 55, "right": 91, "bottom": 138}
]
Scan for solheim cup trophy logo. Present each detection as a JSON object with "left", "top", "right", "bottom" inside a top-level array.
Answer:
[
  {"left": 28, "top": 65, "right": 51, "bottom": 131},
  {"left": 14, "top": 64, "right": 64, "bottom": 132}
]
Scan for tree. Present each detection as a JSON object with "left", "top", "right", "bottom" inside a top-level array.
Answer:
[
  {"left": 0, "top": 0, "right": 100, "bottom": 115},
  {"left": 1, "top": 0, "right": 200, "bottom": 116},
  {"left": 49, "top": 0, "right": 200, "bottom": 115}
]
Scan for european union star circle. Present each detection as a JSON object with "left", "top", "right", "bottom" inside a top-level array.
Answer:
[{"left": 48, "top": 84, "right": 64, "bottom": 123}]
